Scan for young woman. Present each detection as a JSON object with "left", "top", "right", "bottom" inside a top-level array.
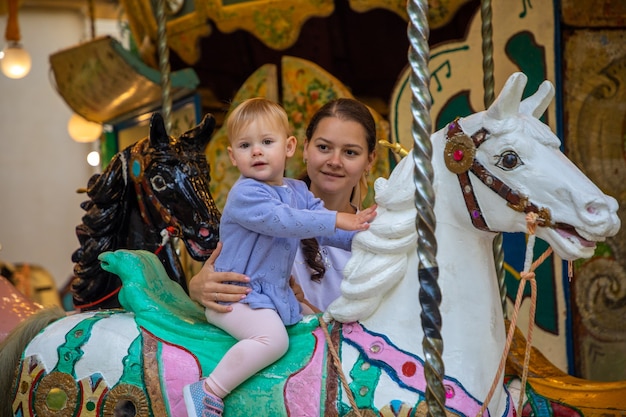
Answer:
[{"left": 187, "top": 98, "right": 378, "bottom": 313}]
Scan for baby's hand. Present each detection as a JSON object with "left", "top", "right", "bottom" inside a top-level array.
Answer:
[{"left": 336, "top": 204, "right": 377, "bottom": 231}]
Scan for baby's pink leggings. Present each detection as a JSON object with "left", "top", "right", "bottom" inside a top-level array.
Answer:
[{"left": 204, "top": 302, "right": 289, "bottom": 398}]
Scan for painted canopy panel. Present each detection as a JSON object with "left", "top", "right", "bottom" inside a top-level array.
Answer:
[
  {"left": 119, "top": 0, "right": 472, "bottom": 64},
  {"left": 49, "top": 36, "right": 199, "bottom": 124}
]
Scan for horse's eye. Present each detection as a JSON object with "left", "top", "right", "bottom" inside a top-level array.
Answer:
[
  {"left": 151, "top": 175, "right": 168, "bottom": 191},
  {"left": 495, "top": 151, "right": 523, "bottom": 171}
]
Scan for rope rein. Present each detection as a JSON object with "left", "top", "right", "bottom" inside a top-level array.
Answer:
[
  {"left": 477, "top": 213, "right": 553, "bottom": 417},
  {"left": 319, "top": 318, "right": 364, "bottom": 417}
]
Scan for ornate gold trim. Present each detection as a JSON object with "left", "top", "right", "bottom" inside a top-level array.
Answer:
[
  {"left": 348, "top": 0, "right": 473, "bottom": 29},
  {"left": 444, "top": 132, "right": 475, "bottom": 174},
  {"left": 348, "top": 0, "right": 407, "bottom": 21},
  {"left": 34, "top": 372, "right": 78, "bottom": 417},
  {"left": 119, "top": 0, "right": 211, "bottom": 64},
  {"left": 118, "top": 0, "right": 474, "bottom": 63},
  {"left": 102, "top": 384, "right": 150, "bottom": 417},
  {"left": 204, "top": 0, "right": 334, "bottom": 50}
]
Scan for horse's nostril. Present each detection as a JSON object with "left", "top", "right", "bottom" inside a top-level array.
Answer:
[
  {"left": 199, "top": 227, "right": 209, "bottom": 237},
  {"left": 585, "top": 198, "right": 612, "bottom": 217}
]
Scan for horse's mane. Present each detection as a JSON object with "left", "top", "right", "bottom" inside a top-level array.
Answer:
[
  {"left": 325, "top": 155, "right": 418, "bottom": 322},
  {"left": 71, "top": 146, "right": 133, "bottom": 306}
]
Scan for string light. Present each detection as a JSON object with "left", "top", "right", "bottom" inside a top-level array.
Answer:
[
  {"left": 87, "top": 151, "right": 100, "bottom": 167},
  {"left": 1, "top": 0, "right": 31, "bottom": 79}
]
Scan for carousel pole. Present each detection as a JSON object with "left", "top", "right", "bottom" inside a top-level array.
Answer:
[
  {"left": 407, "top": 1, "right": 446, "bottom": 416},
  {"left": 480, "top": 0, "right": 507, "bottom": 319},
  {"left": 155, "top": 0, "right": 173, "bottom": 133},
  {"left": 155, "top": 0, "right": 185, "bottom": 270}
]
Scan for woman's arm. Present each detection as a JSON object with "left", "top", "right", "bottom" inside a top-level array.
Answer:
[{"left": 188, "top": 242, "right": 250, "bottom": 313}]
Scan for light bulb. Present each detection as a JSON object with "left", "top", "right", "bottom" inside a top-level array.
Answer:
[
  {"left": 0, "top": 41, "right": 31, "bottom": 79},
  {"left": 68, "top": 113, "right": 103, "bottom": 143},
  {"left": 87, "top": 151, "right": 100, "bottom": 167}
]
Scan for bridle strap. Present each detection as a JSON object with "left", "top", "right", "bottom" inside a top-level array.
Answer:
[
  {"left": 129, "top": 142, "right": 181, "bottom": 236},
  {"left": 445, "top": 120, "right": 552, "bottom": 232},
  {"left": 457, "top": 170, "right": 490, "bottom": 231}
]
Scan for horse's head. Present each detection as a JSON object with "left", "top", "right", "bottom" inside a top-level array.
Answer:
[
  {"left": 72, "top": 113, "right": 221, "bottom": 309},
  {"left": 441, "top": 72, "right": 620, "bottom": 260},
  {"left": 129, "top": 113, "right": 221, "bottom": 261}
]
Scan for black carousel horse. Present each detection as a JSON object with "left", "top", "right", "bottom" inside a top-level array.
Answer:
[{"left": 70, "top": 112, "right": 221, "bottom": 310}]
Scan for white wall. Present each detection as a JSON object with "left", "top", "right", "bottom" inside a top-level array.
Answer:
[{"left": 0, "top": 9, "right": 99, "bottom": 289}]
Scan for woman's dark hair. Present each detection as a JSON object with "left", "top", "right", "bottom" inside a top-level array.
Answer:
[
  {"left": 301, "top": 98, "right": 377, "bottom": 282},
  {"left": 305, "top": 98, "right": 377, "bottom": 153}
]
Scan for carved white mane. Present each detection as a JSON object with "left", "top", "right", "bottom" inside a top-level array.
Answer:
[{"left": 324, "top": 154, "right": 417, "bottom": 323}]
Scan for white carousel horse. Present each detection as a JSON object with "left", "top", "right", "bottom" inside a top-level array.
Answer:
[
  {"left": 1, "top": 72, "right": 622, "bottom": 417},
  {"left": 323, "top": 69, "right": 622, "bottom": 414}
]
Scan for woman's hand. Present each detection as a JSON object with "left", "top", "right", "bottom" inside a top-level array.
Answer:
[{"left": 188, "top": 242, "right": 250, "bottom": 313}]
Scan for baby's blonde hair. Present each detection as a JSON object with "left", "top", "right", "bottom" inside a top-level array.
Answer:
[{"left": 227, "top": 97, "right": 291, "bottom": 141}]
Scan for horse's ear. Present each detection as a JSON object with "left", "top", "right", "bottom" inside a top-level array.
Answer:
[
  {"left": 520, "top": 80, "right": 554, "bottom": 119},
  {"left": 180, "top": 113, "right": 216, "bottom": 151},
  {"left": 486, "top": 72, "right": 527, "bottom": 120},
  {"left": 198, "top": 113, "right": 216, "bottom": 139},
  {"left": 149, "top": 112, "right": 171, "bottom": 150}
]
